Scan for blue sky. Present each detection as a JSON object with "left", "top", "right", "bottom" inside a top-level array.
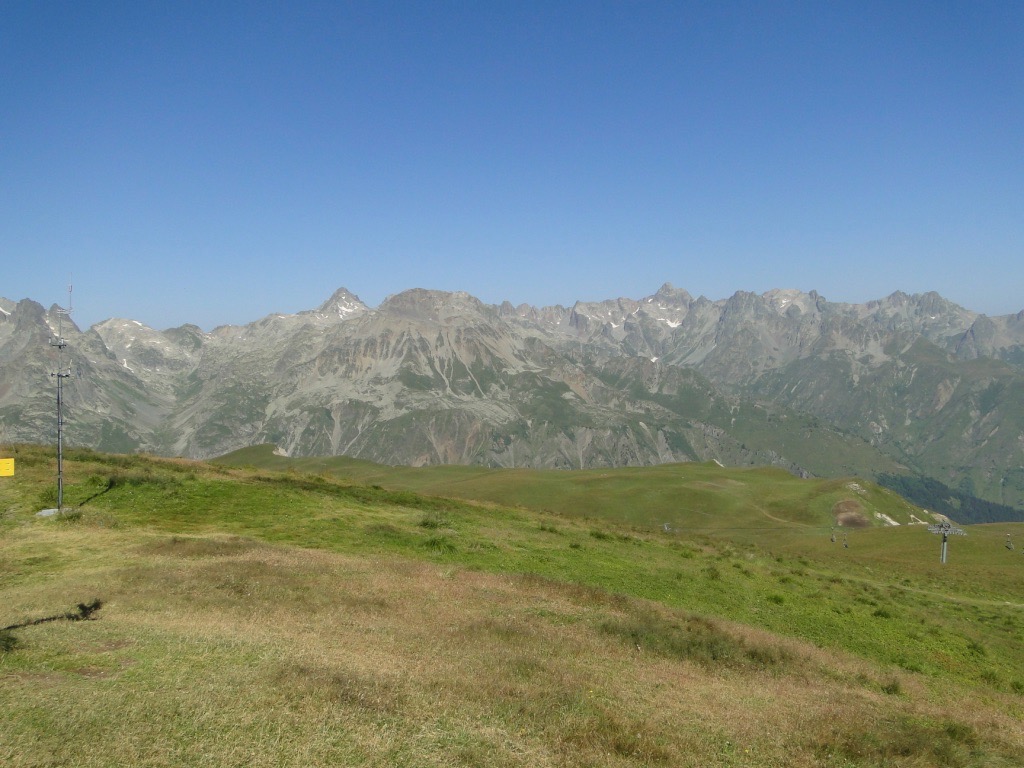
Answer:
[{"left": 2, "top": 1, "right": 1021, "bottom": 330}]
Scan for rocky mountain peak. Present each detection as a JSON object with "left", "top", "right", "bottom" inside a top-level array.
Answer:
[
  {"left": 43, "top": 302, "right": 80, "bottom": 333},
  {"left": 861, "top": 290, "right": 975, "bottom": 337},
  {"left": 651, "top": 282, "right": 693, "bottom": 306},
  {"left": 314, "top": 287, "right": 369, "bottom": 320},
  {"left": 720, "top": 290, "right": 770, "bottom": 317},
  {"left": 379, "top": 288, "right": 492, "bottom": 323},
  {"left": 162, "top": 324, "right": 208, "bottom": 351},
  {"left": 762, "top": 289, "right": 817, "bottom": 316}
]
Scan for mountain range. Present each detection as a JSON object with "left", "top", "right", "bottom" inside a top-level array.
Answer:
[{"left": 2, "top": 284, "right": 1023, "bottom": 513}]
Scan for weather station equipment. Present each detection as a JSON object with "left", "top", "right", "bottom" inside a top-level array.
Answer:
[{"left": 42, "top": 284, "right": 76, "bottom": 516}]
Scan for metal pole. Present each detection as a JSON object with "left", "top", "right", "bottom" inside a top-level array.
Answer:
[
  {"left": 928, "top": 521, "right": 965, "bottom": 563},
  {"left": 48, "top": 283, "right": 72, "bottom": 514},
  {"left": 56, "top": 368, "right": 63, "bottom": 510},
  {"left": 50, "top": 344, "right": 70, "bottom": 513}
]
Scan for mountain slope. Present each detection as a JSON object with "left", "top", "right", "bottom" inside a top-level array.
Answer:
[{"left": 2, "top": 285, "right": 1021, "bottom": 512}]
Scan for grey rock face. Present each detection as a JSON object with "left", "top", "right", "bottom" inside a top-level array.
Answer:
[{"left": 2, "top": 286, "right": 1022, "bottom": 508}]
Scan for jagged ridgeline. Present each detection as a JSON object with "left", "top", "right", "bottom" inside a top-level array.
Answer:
[{"left": 2, "top": 286, "right": 1023, "bottom": 515}]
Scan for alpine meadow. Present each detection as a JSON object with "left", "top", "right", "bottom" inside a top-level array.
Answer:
[{"left": 2, "top": 442, "right": 1024, "bottom": 767}]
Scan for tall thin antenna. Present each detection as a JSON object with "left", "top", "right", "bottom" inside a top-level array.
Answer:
[{"left": 48, "top": 282, "right": 73, "bottom": 513}]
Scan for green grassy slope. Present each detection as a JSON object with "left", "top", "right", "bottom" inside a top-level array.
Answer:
[
  {"left": 3, "top": 444, "right": 1024, "bottom": 767},
  {"left": 217, "top": 444, "right": 926, "bottom": 539}
]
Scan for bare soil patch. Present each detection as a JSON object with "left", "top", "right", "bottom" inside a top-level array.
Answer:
[{"left": 832, "top": 499, "right": 869, "bottom": 527}]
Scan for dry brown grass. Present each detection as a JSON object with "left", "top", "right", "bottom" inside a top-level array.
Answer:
[{"left": 2, "top": 524, "right": 1021, "bottom": 767}]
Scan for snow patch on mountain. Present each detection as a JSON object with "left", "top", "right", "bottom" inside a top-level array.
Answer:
[{"left": 312, "top": 287, "right": 370, "bottom": 321}]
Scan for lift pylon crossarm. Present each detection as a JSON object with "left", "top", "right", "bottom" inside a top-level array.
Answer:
[
  {"left": 927, "top": 522, "right": 966, "bottom": 537},
  {"left": 927, "top": 521, "right": 966, "bottom": 564}
]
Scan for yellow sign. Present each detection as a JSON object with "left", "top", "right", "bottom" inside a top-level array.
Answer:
[{"left": 0, "top": 458, "right": 13, "bottom": 477}]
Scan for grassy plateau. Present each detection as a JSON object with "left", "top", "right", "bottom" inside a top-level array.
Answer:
[{"left": 2, "top": 443, "right": 1023, "bottom": 767}]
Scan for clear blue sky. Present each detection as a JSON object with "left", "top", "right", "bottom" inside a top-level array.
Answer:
[{"left": 2, "top": 1, "right": 1021, "bottom": 330}]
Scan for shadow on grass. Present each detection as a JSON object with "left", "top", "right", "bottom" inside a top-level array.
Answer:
[{"left": 2, "top": 599, "right": 103, "bottom": 631}]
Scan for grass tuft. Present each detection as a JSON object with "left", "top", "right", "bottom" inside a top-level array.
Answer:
[
  {"left": 600, "top": 608, "right": 792, "bottom": 671},
  {"left": 881, "top": 678, "right": 902, "bottom": 695},
  {"left": 418, "top": 511, "right": 451, "bottom": 529},
  {"left": 0, "top": 629, "right": 18, "bottom": 652},
  {"left": 422, "top": 535, "right": 456, "bottom": 553}
]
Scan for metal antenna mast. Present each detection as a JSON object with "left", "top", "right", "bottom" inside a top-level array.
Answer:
[
  {"left": 49, "top": 282, "right": 73, "bottom": 513},
  {"left": 927, "top": 520, "right": 966, "bottom": 564}
]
